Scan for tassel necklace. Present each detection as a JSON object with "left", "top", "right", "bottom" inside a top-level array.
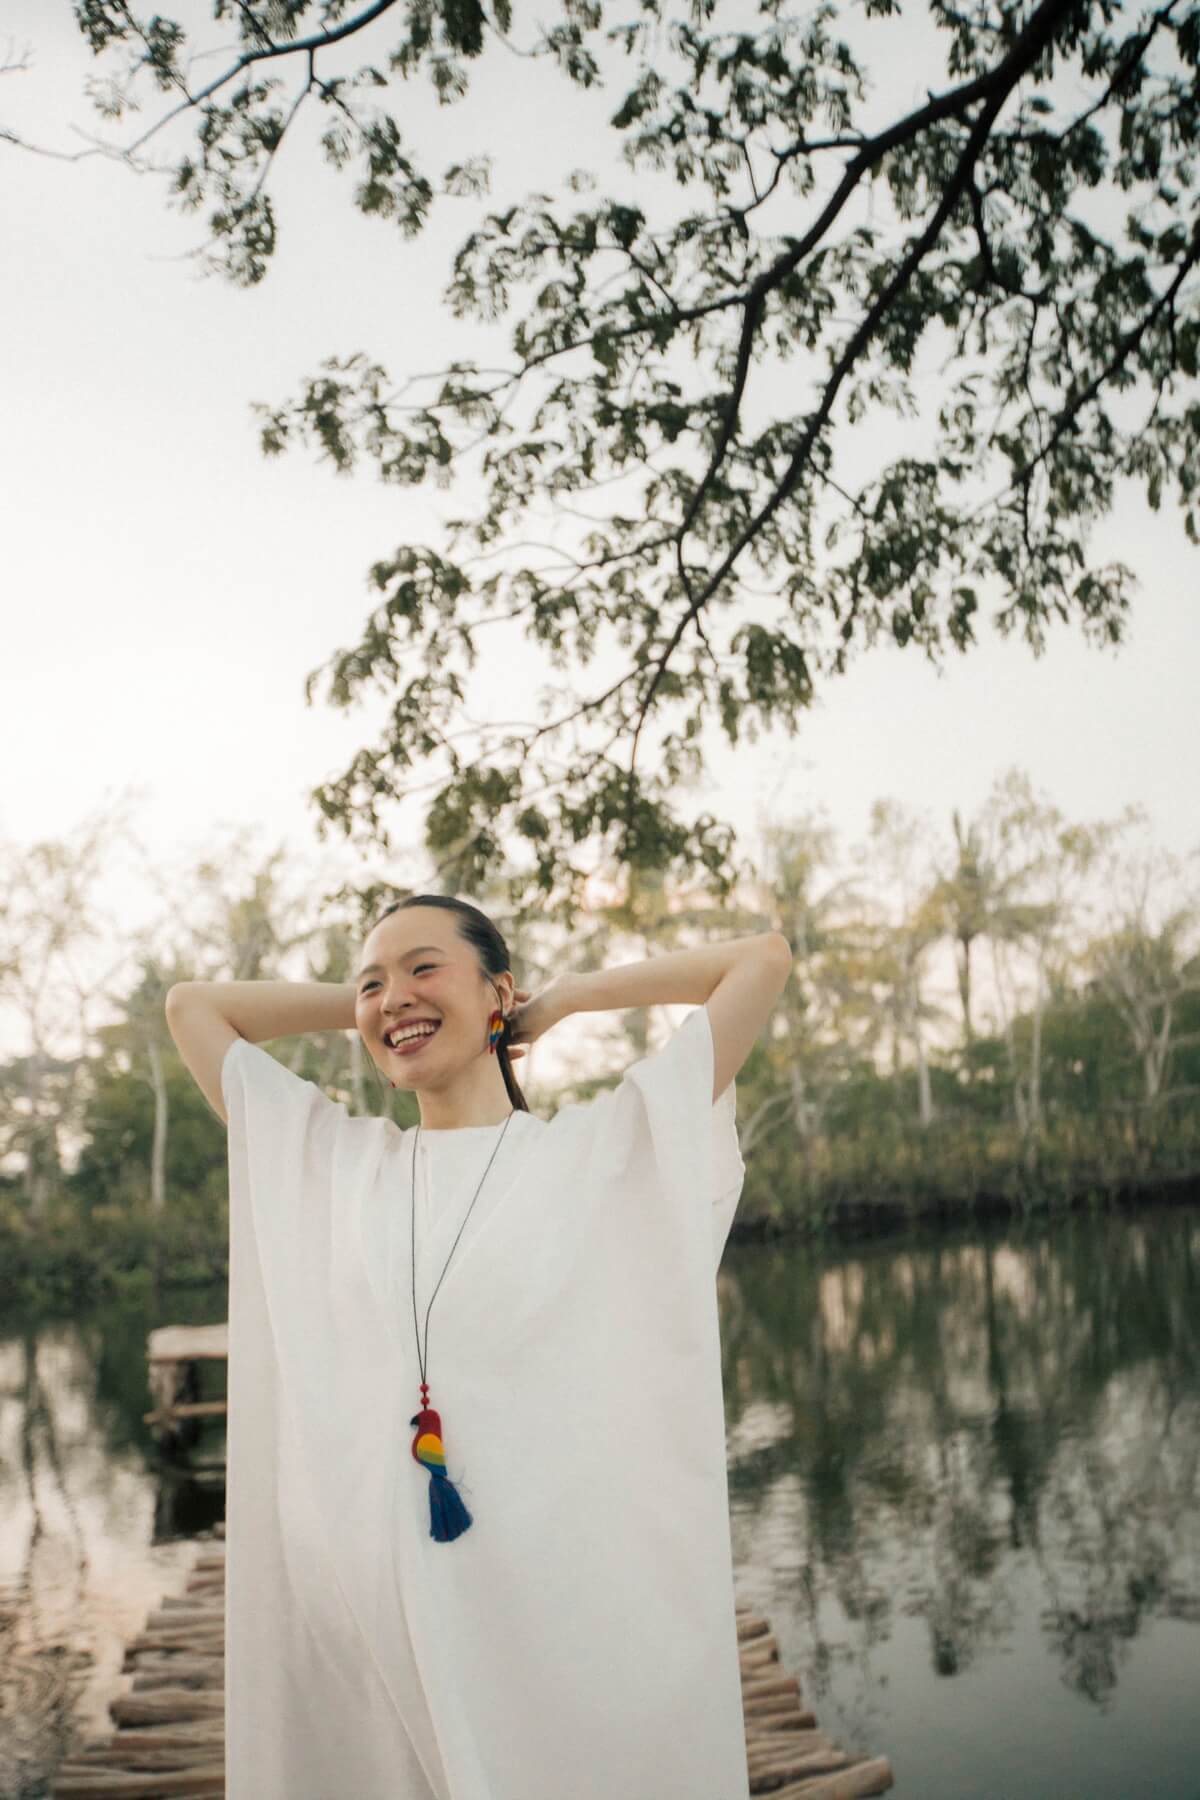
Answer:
[{"left": 409, "top": 1107, "right": 516, "bottom": 1542}]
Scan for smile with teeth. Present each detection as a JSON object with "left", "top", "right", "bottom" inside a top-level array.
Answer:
[{"left": 383, "top": 1021, "right": 441, "bottom": 1055}]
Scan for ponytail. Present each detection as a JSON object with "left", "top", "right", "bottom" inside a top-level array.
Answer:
[{"left": 493, "top": 1008, "right": 529, "bottom": 1113}]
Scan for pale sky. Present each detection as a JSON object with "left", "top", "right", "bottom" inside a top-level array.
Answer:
[{"left": 3, "top": 2, "right": 1197, "bottom": 1021}]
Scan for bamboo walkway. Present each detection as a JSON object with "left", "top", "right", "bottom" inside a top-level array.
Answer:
[{"left": 49, "top": 1523, "right": 894, "bottom": 1799}]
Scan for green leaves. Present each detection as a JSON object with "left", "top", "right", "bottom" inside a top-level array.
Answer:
[
  {"left": 66, "top": 0, "right": 1200, "bottom": 919},
  {"left": 732, "top": 623, "right": 815, "bottom": 721}
]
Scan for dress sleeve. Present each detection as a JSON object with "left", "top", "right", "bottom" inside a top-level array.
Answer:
[
  {"left": 221, "top": 1036, "right": 341, "bottom": 1183},
  {"left": 220, "top": 1036, "right": 349, "bottom": 1311},
  {"left": 585, "top": 1003, "right": 747, "bottom": 1270}
]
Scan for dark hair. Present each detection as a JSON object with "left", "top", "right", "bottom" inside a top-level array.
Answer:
[{"left": 365, "top": 893, "right": 529, "bottom": 1113}]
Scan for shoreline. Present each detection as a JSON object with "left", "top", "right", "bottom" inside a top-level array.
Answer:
[
  {"left": 1, "top": 1171, "right": 1198, "bottom": 1309},
  {"left": 728, "top": 1169, "right": 1200, "bottom": 1247}
]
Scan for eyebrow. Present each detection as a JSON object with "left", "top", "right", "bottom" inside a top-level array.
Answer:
[{"left": 356, "top": 946, "right": 445, "bottom": 981}]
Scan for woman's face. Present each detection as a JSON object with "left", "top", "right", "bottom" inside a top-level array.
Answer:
[{"left": 354, "top": 907, "right": 508, "bottom": 1089}]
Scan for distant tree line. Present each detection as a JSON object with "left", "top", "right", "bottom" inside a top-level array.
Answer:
[{"left": 0, "top": 769, "right": 1196, "bottom": 1297}]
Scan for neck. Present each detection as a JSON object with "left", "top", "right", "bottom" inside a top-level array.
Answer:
[{"left": 414, "top": 1056, "right": 516, "bottom": 1130}]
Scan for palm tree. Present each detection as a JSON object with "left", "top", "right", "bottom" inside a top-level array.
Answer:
[
  {"left": 931, "top": 802, "right": 1053, "bottom": 1069},
  {"left": 731, "top": 816, "right": 871, "bottom": 1160},
  {"left": 931, "top": 810, "right": 992, "bottom": 1053},
  {"left": 855, "top": 799, "right": 951, "bottom": 1127}
]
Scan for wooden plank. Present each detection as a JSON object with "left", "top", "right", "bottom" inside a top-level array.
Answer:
[
  {"left": 747, "top": 1709, "right": 819, "bottom": 1733},
  {"left": 146, "top": 1325, "right": 228, "bottom": 1363},
  {"left": 141, "top": 1403, "right": 228, "bottom": 1427},
  {"left": 51, "top": 1769, "right": 224, "bottom": 1798},
  {"left": 109, "top": 1691, "right": 225, "bottom": 1727},
  {"left": 764, "top": 1759, "right": 895, "bottom": 1799}
]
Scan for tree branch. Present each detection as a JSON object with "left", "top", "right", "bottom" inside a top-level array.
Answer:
[{"left": 620, "top": 0, "right": 1083, "bottom": 845}]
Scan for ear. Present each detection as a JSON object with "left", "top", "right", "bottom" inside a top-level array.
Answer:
[{"left": 490, "top": 971, "right": 516, "bottom": 1013}]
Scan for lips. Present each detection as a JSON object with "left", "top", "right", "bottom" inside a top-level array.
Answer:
[{"left": 383, "top": 1021, "right": 442, "bottom": 1056}]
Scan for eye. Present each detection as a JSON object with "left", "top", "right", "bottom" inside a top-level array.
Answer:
[{"left": 360, "top": 965, "right": 436, "bottom": 993}]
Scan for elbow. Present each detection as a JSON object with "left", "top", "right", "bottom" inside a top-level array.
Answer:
[{"left": 751, "top": 931, "right": 792, "bottom": 988}]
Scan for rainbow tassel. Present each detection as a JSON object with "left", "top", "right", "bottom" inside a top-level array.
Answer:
[{"left": 410, "top": 1401, "right": 473, "bottom": 1542}]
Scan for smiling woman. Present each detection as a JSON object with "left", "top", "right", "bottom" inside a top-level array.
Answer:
[
  {"left": 352, "top": 896, "right": 531, "bottom": 1128},
  {"left": 164, "top": 898, "right": 791, "bottom": 1800}
]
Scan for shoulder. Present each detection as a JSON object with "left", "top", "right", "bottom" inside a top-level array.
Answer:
[
  {"left": 535, "top": 1006, "right": 745, "bottom": 1236},
  {"left": 541, "top": 1005, "right": 714, "bottom": 1139},
  {"left": 221, "top": 1034, "right": 299, "bottom": 1093},
  {"left": 220, "top": 1036, "right": 347, "bottom": 1131}
]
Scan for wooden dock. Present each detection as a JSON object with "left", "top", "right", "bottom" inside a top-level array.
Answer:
[
  {"left": 48, "top": 1521, "right": 894, "bottom": 1798},
  {"left": 142, "top": 1325, "right": 229, "bottom": 1453}
]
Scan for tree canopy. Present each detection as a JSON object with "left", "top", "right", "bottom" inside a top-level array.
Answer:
[{"left": 20, "top": 0, "right": 1200, "bottom": 917}]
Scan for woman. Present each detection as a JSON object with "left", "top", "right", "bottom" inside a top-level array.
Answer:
[{"left": 166, "top": 894, "right": 791, "bottom": 1800}]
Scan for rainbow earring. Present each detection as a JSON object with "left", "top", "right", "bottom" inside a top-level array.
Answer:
[{"left": 487, "top": 1009, "right": 504, "bottom": 1054}]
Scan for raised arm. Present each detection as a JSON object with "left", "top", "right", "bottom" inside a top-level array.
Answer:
[
  {"left": 165, "top": 979, "right": 356, "bottom": 1126},
  {"left": 549, "top": 932, "right": 792, "bottom": 1102}
]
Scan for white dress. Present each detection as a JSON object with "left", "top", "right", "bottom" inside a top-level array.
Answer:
[{"left": 221, "top": 1003, "right": 748, "bottom": 1799}]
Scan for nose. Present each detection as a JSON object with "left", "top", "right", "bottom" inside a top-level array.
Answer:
[{"left": 378, "top": 986, "right": 421, "bottom": 1015}]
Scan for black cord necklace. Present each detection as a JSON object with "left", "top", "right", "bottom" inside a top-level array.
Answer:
[{"left": 408, "top": 1109, "right": 515, "bottom": 1542}]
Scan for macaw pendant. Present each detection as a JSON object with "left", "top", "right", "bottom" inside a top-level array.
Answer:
[{"left": 410, "top": 1381, "right": 474, "bottom": 1542}]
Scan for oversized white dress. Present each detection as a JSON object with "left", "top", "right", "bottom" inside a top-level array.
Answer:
[{"left": 220, "top": 1003, "right": 749, "bottom": 1800}]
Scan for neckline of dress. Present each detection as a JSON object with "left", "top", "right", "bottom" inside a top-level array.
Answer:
[{"left": 413, "top": 1113, "right": 536, "bottom": 1137}]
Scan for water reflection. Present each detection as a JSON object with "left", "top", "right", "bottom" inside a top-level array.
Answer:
[
  {"left": 0, "top": 1293, "right": 223, "bottom": 1799},
  {"left": 1, "top": 1210, "right": 1198, "bottom": 1798},
  {"left": 723, "top": 1205, "right": 1200, "bottom": 1796}
]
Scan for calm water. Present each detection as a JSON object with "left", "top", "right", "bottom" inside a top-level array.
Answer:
[
  {"left": 1, "top": 1203, "right": 1198, "bottom": 1798},
  {"left": 725, "top": 1204, "right": 1200, "bottom": 1800}
]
